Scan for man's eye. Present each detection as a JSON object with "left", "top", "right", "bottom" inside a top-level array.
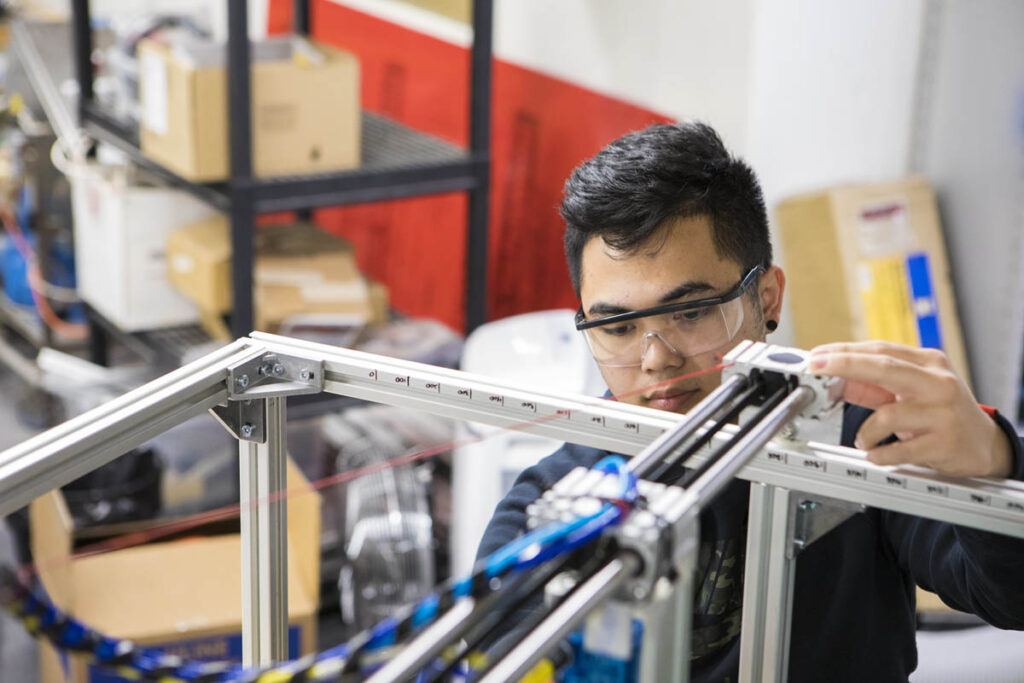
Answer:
[
  {"left": 676, "top": 308, "right": 711, "bottom": 323},
  {"left": 600, "top": 324, "right": 634, "bottom": 337}
]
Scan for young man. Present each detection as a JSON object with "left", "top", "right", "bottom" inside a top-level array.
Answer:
[{"left": 478, "top": 122, "right": 1024, "bottom": 681}]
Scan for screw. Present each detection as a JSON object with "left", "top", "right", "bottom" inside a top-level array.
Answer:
[
  {"left": 235, "top": 374, "right": 250, "bottom": 390},
  {"left": 631, "top": 584, "right": 647, "bottom": 600},
  {"left": 800, "top": 500, "right": 820, "bottom": 511},
  {"left": 240, "top": 423, "right": 254, "bottom": 438},
  {"left": 272, "top": 363, "right": 285, "bottom": 376},
  {"left": 780, "top": 423, "right": 798, "bottom": 439},
  {"left": 299, "top": 368, "right": 313, "bottom": 381}
]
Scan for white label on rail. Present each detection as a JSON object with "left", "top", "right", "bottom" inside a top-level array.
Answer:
[
  {"left": 639, "top": 422, "right": 667, "bottom": 438},
  {"left": 907, "top": 478, "right": 949, "bottom": 498},
  {"left": 412, "top": 378, "right": 442, "bottom": 393},
  {"left": 998, "top": 496, "right": 1024, "bottom": 515},
  {"left": 791, "top": 453, "right": 827, "bottom": 473},
  {"left": 868, "top": 469, "right": 907, "bottom": 489},
  {"left": 378, "top": 371, "right": 411, "bottom": 388},
  {"left": 476, "top": 392, "right": 506, "bottom": 408},
  {"left": 440, "top": 383, "right": 474, "bottom": 401},
  {"left": 536, "top": 403, "right": 573, "bottom": 421},
  {"left": 605, "top": 417, "right": 641, "bottom": 434},
  {"left": 948, "top": 488, "right": 992, "bottom": 507},
  {"left": 826, "top": 463, "right": 867, "bottom": 482}
]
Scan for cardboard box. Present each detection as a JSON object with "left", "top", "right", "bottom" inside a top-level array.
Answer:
[
  {"left": 138, "top": 35, "right": 360, "bottom": 181},
  {"left": 166, "top": 217, "right": 388, "bottom": 332},
  {"left": 70, "top": 163, "right": 217, "bottom": 331},
  {"left": 31, "top": 459, "right": 321, "bottom": 683},
  {"left": 776, "top": 177, "right": 970, "bottom": 382}
]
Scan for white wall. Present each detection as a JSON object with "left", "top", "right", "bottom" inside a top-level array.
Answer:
[
  {"left": 743, "top": 0, "right": 926, "bottom": 346},
  {"left": 494, "top": 0, "right": 753, "bottom": 153}
]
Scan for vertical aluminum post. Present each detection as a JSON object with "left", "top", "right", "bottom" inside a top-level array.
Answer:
[
  {"left": 738, "top": 483, "right": 796, "bottom": 683},
  {"left": 240, "top": 397, "right": 289, "bottom": 666}
]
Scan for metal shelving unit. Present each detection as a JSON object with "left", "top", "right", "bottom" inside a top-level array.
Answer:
[{"left": 70, "top": 0, "right": 493, "bottom": 340}]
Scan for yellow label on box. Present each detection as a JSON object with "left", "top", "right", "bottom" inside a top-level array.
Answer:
[{"left": 858, "top": 257, "right": 917, "bottom": 346}]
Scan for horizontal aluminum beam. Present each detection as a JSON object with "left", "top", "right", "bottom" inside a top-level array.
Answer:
[
  {"left": 0, "top": 340, "right": 264, "bottom": 517},
  {"left": 253, "top": 333, "right": 1024, "bottom": 540}
]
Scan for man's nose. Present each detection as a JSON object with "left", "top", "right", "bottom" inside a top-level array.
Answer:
[{"left": 640, "top": 332, "right": 685, "bottom": 372}]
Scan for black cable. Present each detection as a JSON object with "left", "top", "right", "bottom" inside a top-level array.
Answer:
[
  {"left": 668, "top": 382, "right": 791, "bottom": 489},
  {"left": 648, "top": 380, "right": 765, "bottom": 484}
]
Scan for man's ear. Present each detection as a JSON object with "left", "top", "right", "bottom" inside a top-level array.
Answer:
[{"left": 759, "top": 265, "right": 785, "bottom": 323}]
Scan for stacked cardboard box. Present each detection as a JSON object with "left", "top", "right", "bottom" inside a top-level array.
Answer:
[
  {"left": 167, "top": 217, "right": 387, "bottom": 337},
  {"left": 776, "top": 177, "right": 970, "bottom": 382},
  {"left": 138, "top": 35, "right": 360, "bottom": 181}
]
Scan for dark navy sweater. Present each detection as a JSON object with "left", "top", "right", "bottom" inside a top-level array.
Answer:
[{"left": 477, "top": 404, "right": 1024, "bottom": 682}]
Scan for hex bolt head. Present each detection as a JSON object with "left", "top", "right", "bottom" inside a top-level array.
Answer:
[
  {"left": 235, "top": 374, "right": 250, "bottom": 390},
  {"left": 272, "top": 363, "right": 285, "bottom": 376},
  {"left": 299, "top": 368, "right": 313, "bottom": 381},
  {"left": 240, "top": 423, "right": 255, "bottom": 438}
]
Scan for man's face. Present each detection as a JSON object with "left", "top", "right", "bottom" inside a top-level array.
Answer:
[{"left": 578, "top": 215, "right": 779, "bottom": 414}]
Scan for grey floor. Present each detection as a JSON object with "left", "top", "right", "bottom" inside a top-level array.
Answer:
[{"left": 1, "top": 367, "right": 1024, "bottom": 682}]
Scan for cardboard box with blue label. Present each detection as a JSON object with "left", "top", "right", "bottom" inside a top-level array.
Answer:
[
  {"left": 30, "top": 458, "right": 321, "bottom": 683},
  {"left": 776, "top": 176, "right": 970, "bottom": 383}
]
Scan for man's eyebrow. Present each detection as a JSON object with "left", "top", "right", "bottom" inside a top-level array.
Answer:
[
  {"left": 586, "top": 281, "right": 717, "bottom": 317},
  {"left": 658, "top": 281, "right": 715, "bottom": 303}
]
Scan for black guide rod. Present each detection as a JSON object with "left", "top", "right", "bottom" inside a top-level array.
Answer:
[
  {"left": 628, "top": 373, "right": 748, "bottom": 480},
  {"left": 649, "top": 379, "right": 766, "bottom": 484}
]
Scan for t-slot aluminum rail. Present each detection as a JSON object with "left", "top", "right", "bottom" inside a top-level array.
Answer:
[{"left": 0, "top": 331, "right": 1021, "bottom": 680}]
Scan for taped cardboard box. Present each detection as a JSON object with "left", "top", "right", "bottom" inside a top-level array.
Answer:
[
  {"left": 166, "top": 217, "right": 388, "bottom": 335},
  {"left": 776, "top": 177, "right": 970, "bottom": 382},
  {"left": 31, "top": 459, "right": 320, "bottom": 683},
  {"left": 138, "top": 35, "right": 360, "bottom": 181}
]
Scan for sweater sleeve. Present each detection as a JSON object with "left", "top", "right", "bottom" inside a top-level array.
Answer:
[
  {"left": 471, "top": 443, "right": 609, "bottom": 658},
  {"left": 874, "top": 408, "right": 1024, "bottom": 629},
  {"left": 476, "top": 443, "right": 608, "bottom": 559}
]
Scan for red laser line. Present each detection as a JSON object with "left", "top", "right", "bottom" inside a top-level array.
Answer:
[{"left": 26, "top": 361, "right": 733, "bottom": 575}]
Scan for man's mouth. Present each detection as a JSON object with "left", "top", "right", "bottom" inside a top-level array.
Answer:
[{"left": 645, "top": 387, "right": 701, "bottom": 412}]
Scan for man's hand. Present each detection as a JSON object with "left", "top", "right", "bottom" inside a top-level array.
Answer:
[{"left": 809, "top": 341, "right": 1013, "bottom": 479}]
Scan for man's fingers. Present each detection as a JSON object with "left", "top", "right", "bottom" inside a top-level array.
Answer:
[
  {"left": 809, "top": 351, "right": 936, "bottom": 398},
  {"left": 837, "top": 379, "right": 896, "bottom": 410},
  {"left": 864, "top": 434, "right": 941, "bottom": 468},
  {"left": 854, "top": 401, "right": 944, "bottom": 450},
  {"left": 810, "top": 341, "right": 951, "bottom": 370}
]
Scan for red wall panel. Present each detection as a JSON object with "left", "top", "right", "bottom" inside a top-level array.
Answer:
[{"left": 270, "top": 0, "right": 670, "bottom": 330}]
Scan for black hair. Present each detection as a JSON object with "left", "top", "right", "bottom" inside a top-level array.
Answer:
[{"left": 561, "top": 121, "right": 771, "bottom": 295}]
